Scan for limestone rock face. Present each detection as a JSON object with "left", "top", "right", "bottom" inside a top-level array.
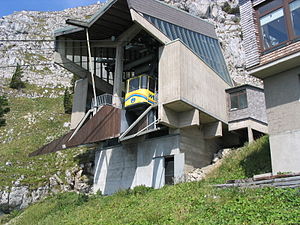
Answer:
[
  {"left": 0, "top": 4, "right": 102, "bottom": 88},
  {"left": 0, "top": 1, "right": 261, "bottom": 89}
]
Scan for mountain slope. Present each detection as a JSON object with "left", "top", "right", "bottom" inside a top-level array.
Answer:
[{"left": 3, "top": 136, "right": 299, "bottom": 225}]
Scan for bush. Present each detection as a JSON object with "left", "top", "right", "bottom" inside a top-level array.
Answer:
[
  {"left": 0, "top": 95, "right": 10, "bottom": 126},
  {"left": 9, "top": 64, "right": 26, "bottom": 90},
  {"left": 63, "top": 88, "right": 73, "bottom": 114},
  {"left": 222, "top": 2, "right": 240, "bottom": 15}
]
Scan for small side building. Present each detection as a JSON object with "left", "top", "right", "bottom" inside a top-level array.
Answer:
[{"left": 226, "top": 84, "right": 268, "bottom": 144}]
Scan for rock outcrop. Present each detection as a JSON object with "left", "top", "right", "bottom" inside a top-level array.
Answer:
[
  {"left": 0, "top": 1, "right": 262, "bottom": 89},
  {"left": 0, "top": 4, "right": 102, "bottom": 88}
]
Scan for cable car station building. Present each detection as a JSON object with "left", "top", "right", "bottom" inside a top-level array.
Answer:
[{"left": 32, "top": 0, "right": 268, "bottom": 195}]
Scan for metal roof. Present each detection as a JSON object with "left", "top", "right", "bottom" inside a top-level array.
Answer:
[
  {"left": 54, "top": 0, "right": 232, "bottom": 84},
  {"left": 143, "top": 14, "right": 232, "bottom": 85}
]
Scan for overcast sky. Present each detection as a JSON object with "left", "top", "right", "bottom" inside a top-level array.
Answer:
[{"left": 0, "top": 0, "right": 106, "bottom": 17}]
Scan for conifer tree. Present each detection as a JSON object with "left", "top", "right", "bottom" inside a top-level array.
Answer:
[
  {"left": 63, "top": 88, "right": 73, "bottom": 114},
  {"left": 0, "top": 95, "right": 10, "bottom": 126},
  {"left": 10, "top": 64, "right": 25, "bottom": 90}
]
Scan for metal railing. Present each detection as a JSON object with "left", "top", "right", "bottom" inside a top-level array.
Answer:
[{"left": 91, "top": 94, "right": 124, "bottom": 109}]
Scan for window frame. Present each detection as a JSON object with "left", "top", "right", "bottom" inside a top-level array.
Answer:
[
  {"left": 229, "top": 90, "right": 248, "bottom": 111},
  {"left": 256, "top": 0, "right": 300, "bottom": 52}
]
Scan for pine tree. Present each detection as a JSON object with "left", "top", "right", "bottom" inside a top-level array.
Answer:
[
  {"left": 10, "top": 64, "right": 25, "bottom": 90},
  {"left": 63, "top": 88, "right": 73, "bottom": 114},
  {"left": 0, "top": 96, "right": 10, "bottom": 127}
]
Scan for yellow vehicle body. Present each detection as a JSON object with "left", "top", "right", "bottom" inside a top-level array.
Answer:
[{"left": 125, "top": 75, "right": 156, "bottom": 109}]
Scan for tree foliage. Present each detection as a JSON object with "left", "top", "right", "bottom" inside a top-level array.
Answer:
[
  {"left": 9, "top": 64, "right": 26, "bottom": 90},
  {"left": 0, "top": 95, "right": 10, "bottom": 126},
  {"left": 63, "top": 88, "right": 73, "bottom": 114}
]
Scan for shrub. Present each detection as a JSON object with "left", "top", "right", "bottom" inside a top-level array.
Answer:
[
  {"left": 222, "top": 2, "right": 240, "bottom": 15},
  {"left": 63, "top": 88, "right": 73, "bottom": 114},
  {"left": 0, "top": 95, "right": 10, "bottom": 126},
  {"left": 9, "top": 64, "right": 26, "bottom": 90}
]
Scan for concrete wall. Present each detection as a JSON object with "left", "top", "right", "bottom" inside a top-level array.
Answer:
[
  {"left": 93, "top": 135, "right": 182, "bottom": 195},
  {"left": 228, "top": 87, "right": 268, "bottom": 124},
  {"left": 264, "top": 66, "right": 300, "bottom": 173},
  {"left": 70, "top": 78, "right": 88, "bottom": 129},
  {"left": 180, "top": 126, "right": 221, "bottom": 173},
  {"left": 158, "top": 40, "right": 230, "bottom": 126}
]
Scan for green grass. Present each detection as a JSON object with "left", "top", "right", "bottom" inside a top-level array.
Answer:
[
  {"left": 0, "top": 90, "right": 85, "bottom": 189},
  {"left": 2, "top": 136, "right": 299, "bottom": 225}
]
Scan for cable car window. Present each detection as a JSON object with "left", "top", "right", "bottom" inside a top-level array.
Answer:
[
  {"left": 141, "top": 75, "right": 148, "bottom": 89},
  {"left": 149, "top": 78, "right": 155, "bottom": 93},
  {"left": 129, "top": 77, "right": 139, "bottom": 92}
]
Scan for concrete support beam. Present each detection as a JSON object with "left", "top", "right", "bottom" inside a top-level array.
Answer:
[
  {"left": 159, "top": 105, "right": 200, "bottom": 128},
  {"left": 112, "top": 45, "right": 124, "bottom": 108},
  {"left": 247, "top": 126, "right": 254, "bottom": 143},
  {"left": 71, "top": 78, "right": 88, "bottom": 129},
  {"left": 130, "top": 9, "right": 171, "bottom": 44},
  {"left": 203, "top": 121, "right": 223, "bottom": 139}
]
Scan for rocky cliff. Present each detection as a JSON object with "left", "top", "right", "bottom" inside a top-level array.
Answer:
[
  {"left": 0, "top": 4, "right": 102, "bottom": 89},
  {"left": 0, "top": 0, "right": 261, "bottom": 90}
]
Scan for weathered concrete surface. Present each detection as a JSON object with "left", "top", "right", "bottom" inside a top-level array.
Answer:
[
  {"left": 158, "top": 40, "right": 231, "bottom": 128},
  {"left": 70, "top": 78, "right": 88, "bottom": 129},
  {"left": 270, "top": 130, "right": 300, "bottom": 174},
  {"left": 93, "top": 135, "right": 182, "bottom": 195},
  {"left": 263, "top": 66, "right": 300, "bottom": 173}
]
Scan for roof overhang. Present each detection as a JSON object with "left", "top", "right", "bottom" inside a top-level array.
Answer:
[
  {"left": 249, "top": 51, "right": 300, "bottom": 79},
  {"left": 54, "top": 0, "right": 217, "bottom": 42}
]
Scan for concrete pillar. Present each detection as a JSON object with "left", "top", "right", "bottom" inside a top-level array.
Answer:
[
  {"left": 70, "top": 78, "right": 88, "bottom": 129},
  {"left": 112, "top": 45, "right": 124, "bottom": 108},
  {"left": 247, "top": 126, "right": 254, "bottom": 143}
]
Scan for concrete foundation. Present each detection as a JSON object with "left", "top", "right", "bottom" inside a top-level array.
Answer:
[
  {"left": 93, "top": 127, "right": 221, "bottom": 195},
  {"left": 93, "top": 135, "right": 182, "bottom": 195},
  {"left": 270, "top": 130, "right": 300, "bottom": 174}
]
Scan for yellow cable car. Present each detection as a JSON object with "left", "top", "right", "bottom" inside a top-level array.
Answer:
[{"left": 125, "top": 74, "right": 157, "bottom": 109}]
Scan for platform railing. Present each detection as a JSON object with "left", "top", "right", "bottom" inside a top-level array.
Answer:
[{"left": 91, "top": 94, "right": 124, "bottom": 109}]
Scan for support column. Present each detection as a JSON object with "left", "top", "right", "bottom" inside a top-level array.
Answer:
[
  {"left": 71, "top": 78, "right": 88, "bottom": 129},
  {"left": 247, "top": 126, "right": 254, "bottom": 143},
  {"left": 113, "top": 45, "right": 124, "bottom": 108}
]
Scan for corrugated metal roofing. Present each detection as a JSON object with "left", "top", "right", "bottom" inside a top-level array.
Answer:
[{"left": 143, "top": 14, "right": 232, "bottom": 85}]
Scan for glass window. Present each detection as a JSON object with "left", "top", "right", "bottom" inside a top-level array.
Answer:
[
  {"left": 230, "top": 91, "right": 248, "bottom": 110},
  {"left": 290, "top": 0, "right": 300, "bottom": 37},
  {"left": 149, "top": 78, "right": 155, "bottom": 93},
  {"left": 258, "top": 0, "right": 282, "bottom": 14},
  {"left": 129, "top": 77, "right": 139, "bottom": 92},
  {"left": 141, "top": 75, "right": 148, "bottom": 89},
  {"left": 260, "top": 8, "right": 288, "bottom": 49}
]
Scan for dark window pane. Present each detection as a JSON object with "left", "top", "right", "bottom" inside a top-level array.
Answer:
[
  {"left": 258, "top": 0, "right": 283, "bottom": 14},
  {"left": 165, "top": 157, "right": 174, "bottom": 185},
  {"left": 149, "top": 78, "right": 155, "bottom": 93},
  {"left": 230, "top": 95, "right": 239, "bottom": 109},
  {"left": 141, "top": 75, "right": 148, "bottom": 89},
  {"left": 290, "top": 0, "right": 300, "bottom": 36},
  {"left": 260, "top": 8, "right": 288, "bottom": 49},
  {"left": 239, "top": 93, "right": 248, "bottom": 109},
  {"left": 129, "top": 77, "right": 139, "bottom": 92}
]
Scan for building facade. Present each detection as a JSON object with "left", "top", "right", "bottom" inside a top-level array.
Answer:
[
  {"left": 240, "top": 0, "right": 300, "bottom": 173},
  {"left": 31, "top": 0, "right": 268, "bottom": 195}
]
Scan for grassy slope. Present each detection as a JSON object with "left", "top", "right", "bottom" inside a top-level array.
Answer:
[
  {"left": 2, "top": 136, "right": 300, "bottom": 225},
  {"left": 0, "top": 85, "right": 84, "bottom": 189}
]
